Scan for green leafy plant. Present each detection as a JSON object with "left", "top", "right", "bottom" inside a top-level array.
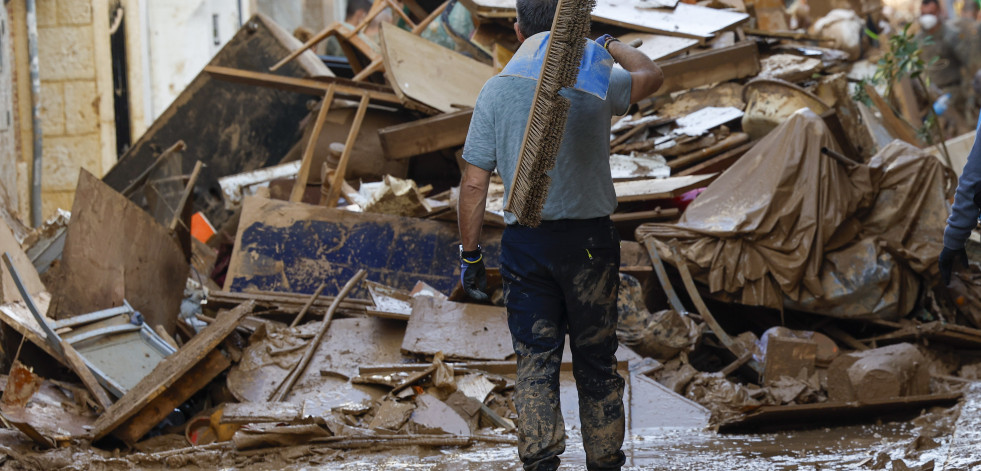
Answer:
[{"left": 852, "top": 24, "right": 951, "bottom": 165}]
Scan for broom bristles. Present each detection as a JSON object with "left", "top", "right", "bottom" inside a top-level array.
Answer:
[{"left": 505, "top": 0, "right": 597, "bottom": 226}]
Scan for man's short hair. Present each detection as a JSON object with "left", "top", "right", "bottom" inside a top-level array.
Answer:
[
  {"left": 922, "top": 0, "right": 939, "bottom": 8},
  {"left": 346, "top": 0, "right": 374, "bottom": 20},
  {"left": 516, "top": 0, "right": 559, "bottom": 37}
]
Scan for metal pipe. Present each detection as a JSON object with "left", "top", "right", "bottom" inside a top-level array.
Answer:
[{"left": 25, "top": 0, "right": 42, "bottom": 227}]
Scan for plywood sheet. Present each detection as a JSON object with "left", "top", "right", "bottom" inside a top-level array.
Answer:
[
  {"left": 402, "top": 297, "right": 511, "bottom": 360},
  {"left": 617, "top": 33, "right": 699, "bottom": 61},
  {"left": 380, "top": 23, "right": 494, "bottom": 114},
  {"left": 225, "top": 196, "right": 502, "bottom": 298},
  {"left": 458, "top": 0, "right": 748, "bottom": 39},
  {"left": 52, "top": 171, "right": 188, "bottom": 334},
  {"left": 614, "top": 174, "right": 717, "bottom": 202},
  {"left": 0, "top": 217, "right": 45, "bottom": 304}
]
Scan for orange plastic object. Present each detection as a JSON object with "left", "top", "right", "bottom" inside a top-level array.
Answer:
[{"left": 190, "top": 212, "right": 216, "bottom": 244}]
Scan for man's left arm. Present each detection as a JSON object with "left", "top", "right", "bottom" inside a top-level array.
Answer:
[{"left": 459, "top": 163, "right": 491, "bottom": 251}]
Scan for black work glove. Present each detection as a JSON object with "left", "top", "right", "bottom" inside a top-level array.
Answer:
[
  {"left": 939, "top": 246, "right": 968, "bottom": 286},
  {"left": 460, "top": 247, "right": 489, "bottom": 301}
]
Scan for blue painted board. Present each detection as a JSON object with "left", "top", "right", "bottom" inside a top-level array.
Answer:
[{"left": 225, "top": 197, "right": 501, "bottom": 297}]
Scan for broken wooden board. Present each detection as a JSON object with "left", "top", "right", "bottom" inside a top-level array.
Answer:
[
  {"left": 653, "top": 41, "right": 760, "bottom": 96},
  {"left": 0, "top": 293, "right": 61, "bottom": 362},
  {"left": 51, "top": 170, "right": 188, "bottom": 335},
  {"left": 378, "top": 109, "right": 473, "bottom": 160},
  {"left": 0, "top": 372, "right": 96, "bottom": 442},
  {"left": 402, "top": 297, "right": 511, "bottom": 361},
  {"left": 617, "top": 33, "right": 699, "bottom": 61},
  {"left": 225, "top": 196, "right": 502, "bottom": 297},
  {"left": 460, "top": 0, "right": 747, "bottom": 40},
  {"left": 0, "top": 218, "right": 45, "bottom": 305},
  {"left": 614, "top": 174, "right": 717, "bottom": 203},
  {"left": 221, "top": 402, "right": 303, "bottom": 425},
  {"left": 101, "top": 14, "right": 332, "bottom": 229},
  {"left": 92, "top": 301, "right": 254, "bottom": 443},
  {"left": 380, "top": 23, "right": 494, "bottom": 114},
  {"left": 717, "top": 393, "right": 962, "bottom": 433}
]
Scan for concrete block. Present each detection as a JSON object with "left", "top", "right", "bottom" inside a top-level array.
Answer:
[
  {"left": 827, "top": 343, "right": 929, "bottom": 402},
  {"left": 37, "top": 26, "right": 95, "bottom": 81},
  {"left": 763, "top": 336, "right": 817, "bottom": 385},
  {"left": 57, "top": 0, "right": 93, "bottom": 25},
  {"left": 41, "top": 134, "right": 100, "bottom": 191},
  {"left": 35, "top": 0, "right": 58, "bottom": 27},
  {"left": 40, "top": 81, "right": 65, "bottom": 135},
  {"left": 64, "top": 81, "right": 98, "bottom": 135}
]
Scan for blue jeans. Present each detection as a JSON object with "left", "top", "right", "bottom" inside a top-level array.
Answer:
[{"left": 501, "top": 217, "right": 625, "bottom": 471}]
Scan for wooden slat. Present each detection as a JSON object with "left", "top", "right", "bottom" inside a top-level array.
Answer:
[
  {"left": 668, "top": 133, "right": 749, "bottom": 170},
  {"left": 675, "top": 140, "right": 755, "bottom": 176},
  {"left": 324, "top": 95, "right": 371, "bottom": 208},
  {"left": 291, "top": 87, "right": 335, "bottom": 203},
  {"left": 614, "top": 174, "right": 717, "bottom": 203},
  {"left": 205, "top": 65, "right": 401, "bottom": 104},
  {"left": 863, "top": 83, "right": 922, "bottom": 147},
  {"left": 379, "top": 110, "right": 473, "bottom": 159},
  {"left": 653, "top": 41, "right": 760, "bottom": 97},
  {"left": 92, "top": 301, "right": 255, "bottom": 441}
]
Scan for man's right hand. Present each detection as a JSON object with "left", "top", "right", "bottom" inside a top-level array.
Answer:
[{"left": 940, "top": 246, "right": 969, "bottom": 286}]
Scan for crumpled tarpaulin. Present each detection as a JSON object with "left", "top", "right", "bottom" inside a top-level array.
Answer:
[{"left": 636, "top": 110, "right": 954, "bottom": 320}]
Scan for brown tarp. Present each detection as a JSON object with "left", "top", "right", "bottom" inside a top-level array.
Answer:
[{"left": 637, "top": 110, "right": 954, "bottom": 320}]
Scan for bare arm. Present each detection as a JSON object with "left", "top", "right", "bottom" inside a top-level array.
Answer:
[
  {"left": 608, "top": 41, "right": 663, "bottom": 103},
  {"left": 458, "top": 163, "right": 492, "bottom": 251}
]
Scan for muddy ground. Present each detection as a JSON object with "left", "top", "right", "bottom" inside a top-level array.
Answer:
[{"left": 0, "top": 399, "right": 965, "bottom": 471}]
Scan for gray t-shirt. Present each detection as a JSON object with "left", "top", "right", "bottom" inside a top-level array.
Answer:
[{"left": 462, "top": 46, "right": 632, "bottom": 225}]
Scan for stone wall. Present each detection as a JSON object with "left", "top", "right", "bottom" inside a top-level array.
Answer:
[{"left": 35, "top": 0, "right": 115, "bottom": 219}]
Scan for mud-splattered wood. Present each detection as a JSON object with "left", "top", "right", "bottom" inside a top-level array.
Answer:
[
  {"left": 224, "top": 196, "right": 502, "bottom": 298},
  {"left": 291, "top": 88, "right": 335, "bottom": 203},
  {"left": 675, "top": 140, "right": 755, "bottom": 177},
  {"left": 221, "top": 402, "right": 303, "bottom": 424},
  {"left": 378, "top": 109, "right": 473, "bottom": 159},
  {"left": 0, "top": 219, "right": 45, "bottom": 305},
  {"left": 652, "top": 41, "right": 760, "bottom": 96},
  {"left": 52, "top": 171, "right": 188, "bottom": 335},
  {"left": 92, "top": 301, "right": 254, "bottom": 442},
  {"left": 109, "top": 349, "right": 231, "bottom": 444},
  {"left": 324, "top": 94, "right": 370, "bottom": 207},
  {"left": 402, "top": 297, "right": 511, "bottom": 361}
]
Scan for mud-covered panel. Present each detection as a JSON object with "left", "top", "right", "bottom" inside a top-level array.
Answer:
[{"left": 225, "top": 197, "right": 501, "bottom": 297}]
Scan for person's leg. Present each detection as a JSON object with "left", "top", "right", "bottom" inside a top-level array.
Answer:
[
  {"left": 502, "top": 227, "right": 568, "bottom": 471},
  {"left": 557, "top": 220, "right": 625, "bottom": 471}
]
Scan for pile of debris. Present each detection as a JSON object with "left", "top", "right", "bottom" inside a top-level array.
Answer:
[{"left": 0, "top": 0, "right": 979, "bottom": 467}]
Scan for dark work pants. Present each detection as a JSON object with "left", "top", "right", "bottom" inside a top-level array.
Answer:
[{"left": 501, "top": 217, "right": 625, "bottom": 471}]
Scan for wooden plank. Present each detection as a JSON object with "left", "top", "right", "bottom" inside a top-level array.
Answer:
[
  {"left": 224, "top": 196, "right": 503, "bottom": 298},
  {"left": 324, "top": 94, "right": 371, "bottom": 207},
  {"left": 610, "top": 208, "right": 680, "bottom": 223},
  {"left": 101, "top": 15, "right": 332, "bottom": 230},
  {"left": 221, "top": 402, "right": 303, "bottom": 425},
  {"left": 205, "top": 65, "right": 401, "bottom": 104},
  {"left": 618, "top": 33, "right": 699, "bottom": 61},
  {"left": 402, "top": 297, "right": 512, "bottom": 360},
  {"left": 655, "top": 41, "right": 760, "bottom": 96},
  {"left": 0, "top": 218, "right": 45, "bottom": 304},
  {"left": 862, "top": 83, "right": 922, "bottom": 147},
  {"left": 675, "top": 140, "right": 755, "bottom": 176},
  {"left": 92, "top": 301, "right": 254, "bottom": 442},
  {"left": 168, "top": 160, "right": 204, "bottom": 233},
  {"left": 53, "top": 170, "right": 188, "bottom": 335},
  {"left": 718, "top": 393, "right": 962, "bottom": 433},
  {"left": 614, "top": 174, "right": 717, "bottom": 203},
  {"left": 111, "top": 349, "right": 231, "bottom": 444},
  {"left": 380, "top": 23, "right": 494, "bottom": 114},
  {"left": 668, "top": 133, "right": 750, "bottom": 170},
  {"left": 378, "top": 109, "right": 473, "bottom": 159},
  {"left": 291, "top": 87, "right": 335, "bottom": 203}
]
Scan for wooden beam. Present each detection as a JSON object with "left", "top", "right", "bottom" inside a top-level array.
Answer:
[
  {"left": 205, "top": 65, "right": 401, "bottom": 104},
  {"left": 668, "top": 133, "right": 750, "bottom": 170},
  {"left": 862, "top": 83, "right": 922, "bottom": 147},
  {"left": 653, "top": 41, "right": 760, "bottom": 97},
  {"left": 675, "top": 140, "right": 755, "bottom": 176},
  {"left": 324, "top": 94, "right": 370, "bottom": 208},
  {"left": 290, "top": 87, "right": 335, "bottom": 203},
  {"left": 378, "top": 109, "right": 473, "bottom": 159},
  {"left": 610, "top": 208, "right": 680, "bottom": 223},
  {"left": 168, "top": 160, "right": 203, "bottom": 233}
]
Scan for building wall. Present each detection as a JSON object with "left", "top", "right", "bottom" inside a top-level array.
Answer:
[
  {"left": 32, "top": 0, "right": 116, "bottom": 219},
  {"left": 0, "top": 6, "right": 18, "bottom": 219}
]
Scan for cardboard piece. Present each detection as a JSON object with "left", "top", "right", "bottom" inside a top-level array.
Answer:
[
  {"left": 52, "top": 170, "right": 188, "bottom": 334},
  {"left": 225, "top": 196, "right": 501, "bottom": 298},
  {"left": 402, "top": 297, "right": 512, "bottom": 361}
]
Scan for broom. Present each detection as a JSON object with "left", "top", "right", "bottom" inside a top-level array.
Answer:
[{"left": 504, "top": 0, "right": 597, "bottom": 227}]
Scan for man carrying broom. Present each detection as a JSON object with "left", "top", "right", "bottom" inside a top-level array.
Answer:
[{"left": 456, "top": 0, "right": 662, "bottom": 467}]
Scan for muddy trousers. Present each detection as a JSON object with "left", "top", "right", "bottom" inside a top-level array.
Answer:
[{"left": 500, "top": 217, "right": 626, "bottom": 471}]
